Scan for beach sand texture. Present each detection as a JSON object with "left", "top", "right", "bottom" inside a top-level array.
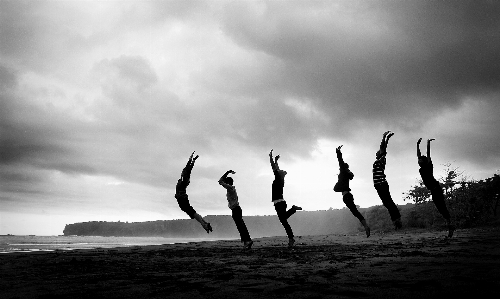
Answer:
[{"left": 1, "top": 227, "right": 499, "bottom": 298}]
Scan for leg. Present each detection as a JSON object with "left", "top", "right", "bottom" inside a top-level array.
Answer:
[
  {"left": 231, "top": 206, "right": 251, "bottom": 243},
  {"left": 281, "top": 203, "right": 302, "bottom": 220},
  {"left": 285, "top": 206, "right": 297, "bottom": 219},
  {"left": 193, "top": 213, "right": 212, "bottom": 233},
  {"left": 431, "top": 187, "right": 454, "bottom": 237},
  {"left": 342, "top": 192, "right": 364, "bottom": 221},
  {"left": 343, "top": 192, "right": 370, "bottom": 237},
  {"left": 176, "top": 195, "right": 211, "bottom": 233},
  {"left": 274, "top": 201, "right": 295, "bottom": 244},
  {"left": 375, "top": 182, "right": 402, "bottom": 228}
]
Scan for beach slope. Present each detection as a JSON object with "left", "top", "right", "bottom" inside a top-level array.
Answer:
[{"left": 1, "top": 227, "right": 499, "bottom": 298}]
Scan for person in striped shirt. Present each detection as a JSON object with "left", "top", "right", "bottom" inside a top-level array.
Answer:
[
  {"left": 373, "top": 131, "right": 402, "bottom": 229},
  {"left": 417, "top": 138, "right": 455, "bottom": 238},
  {"left": 269, "top": 149, "right": 302, "bottom": 248},
  {"left": 218, "top": 170, "right": 253, "bottom": 249},
  {"left": 175, "top": 152, "right": 212, "bottom": 234},
  {"left": 334, "top": 145, "right": 370, "bottom": 237}
]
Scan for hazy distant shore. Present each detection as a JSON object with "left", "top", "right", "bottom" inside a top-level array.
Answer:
[
  {"left": 0, "top": 235, "right": 228, "bottom": 253},
  {"left": 1, "top": 227, "right": 500, "bottom": 298}
]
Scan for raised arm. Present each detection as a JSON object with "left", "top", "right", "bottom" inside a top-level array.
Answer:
[
  {"left": 417, "top": 138, "right": 423, "bottom": 158},
  {"left": 378, "top": 131, "right": 389, "bottom": 155},
  {"left": 269, "top": 149, "right": 279, "bottom": 171},
  {"left": 379, "top": 131, "right": 394, "bottom": 155},
  {"left": 181, "top": 151, "right": 198, "bottom": 180},
  {"left": 385, "top": 131, "right": 394, "bottom": 148},
  {"left": 336, "top": 145, "right": 345, "bottom": 166},
  {"left": 218, "top": 170, "right": 235, "bottom": 188},
  {"left": 427, "top": 139, "right": 435, "bottom": 159}
]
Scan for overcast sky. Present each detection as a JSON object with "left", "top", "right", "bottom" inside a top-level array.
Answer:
[{"left": 1, "top": 0, "right": 499, "bottom": 235}]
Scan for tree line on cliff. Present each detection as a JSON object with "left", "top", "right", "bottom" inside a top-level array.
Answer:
[
  {"left": 403, "top": 170, "right": 499, "bottom": 229},
  {"left": 63, "top": 208, "right": 365, "bottom": 238},
  {"left": 64, "top": 170, "right": 499, "bottom": 238},
  {"left": 63, "top": 204, "right": 418, "bottom": 238}
]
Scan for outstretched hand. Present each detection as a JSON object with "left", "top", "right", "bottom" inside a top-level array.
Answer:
[
  {"left": 269, "top": 149, "right": 273, "bottom": 157},
  {"left": 336, "top": 145, "right": 343, "bottom": 153},
  {"left": 275, "top": 154, "right": 280, "bottom": 161},
  {"left": 417, "top": 138, "right": 422, "bottom": 145},
  {"left": 428, "top": 138, "right": 435, "bottom": 142},
  {"left": 228, "top": 170, "right": 236, "bottom": 174}
]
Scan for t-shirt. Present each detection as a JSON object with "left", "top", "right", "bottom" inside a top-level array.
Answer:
[
  {"left": 334, "top": 164, "right": 353, "bottom": 192},
  {"left": 272, "top": 169, "right": 284, "bottom": 202},
  {"left": 419, "top": 158, "right": 440, "bottom": 190},
  {"left": 372, "top": 155, "right": 387, "bottom": 185},
  {"left": 225, "top": 185, "right": 240, "bottom": 210},
  {"left": 175, "top": 179, "right": 188, "bottom": 196}
]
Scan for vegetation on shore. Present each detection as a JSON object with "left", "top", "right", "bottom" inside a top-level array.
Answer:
[{"left": 64, "top": 167, "right": 499, "bottom": 238}]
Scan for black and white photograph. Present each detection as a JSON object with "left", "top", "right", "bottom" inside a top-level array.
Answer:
[{"left": 1, "top": 1, "right": 499, "bottom": 298}]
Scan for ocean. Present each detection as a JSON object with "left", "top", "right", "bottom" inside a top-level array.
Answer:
[{"left": 0, "top": 235, "right": 221, "bottom": 253}]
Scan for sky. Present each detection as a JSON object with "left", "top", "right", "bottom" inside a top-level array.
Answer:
[{"left": 1, "top": 0, "right": 500, "bottom": 235}]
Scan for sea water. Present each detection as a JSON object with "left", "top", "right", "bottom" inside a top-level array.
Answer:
[{"left": 0, "top": 235, "right": 219, "bottom": 253}]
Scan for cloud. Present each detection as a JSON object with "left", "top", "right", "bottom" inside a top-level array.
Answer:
[
  {"left": 1, "top": 1, "right": 500, "bottom": 234},
  {"left": 219, "top": 1, "right": 500, "bottom": 136}
]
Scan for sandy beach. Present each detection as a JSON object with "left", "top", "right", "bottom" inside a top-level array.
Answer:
[{"left": 1, "top": 227, "right": 499, "bottom": 298}]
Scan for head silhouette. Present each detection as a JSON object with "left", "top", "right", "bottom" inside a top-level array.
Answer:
[
  {"left": 223, "top": 177, "right": 234, "bottom": 186},
  {"left": 278, "top": 169, "right": 287, "bottom": 178}
]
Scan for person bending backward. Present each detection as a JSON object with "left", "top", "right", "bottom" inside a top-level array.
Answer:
[
  {"left": 417, "top": 138, "right": 455, "bottom": 238},
  {"left": 333, "top": 145, "right": 370, "bottom": 237},
  {"left": 373, "top": 131, "right": 402, "bottom": 229},
  {"left": 218, "top": 170, "right": 254, "bottom": 249},
  {"left": 174, "top": 152, "right": 212, "bottom": 234},
  {"left": 269, "top": 149, "right": 302, "bottom": 248}
]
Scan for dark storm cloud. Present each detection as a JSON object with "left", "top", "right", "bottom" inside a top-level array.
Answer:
[
  {"left": 220, "top": 1, "right": 500, "bottom": 136},
  {"left": 1, "top": 55, "right": 165, "bottom": 190},
  {"left": 0, "top": 65, "right": 59, "bottom": 167},
  {"left": 0, "top": 88, "right": 94, "bottom": 176}
]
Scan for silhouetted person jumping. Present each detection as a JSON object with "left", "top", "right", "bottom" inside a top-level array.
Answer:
[
  {"left": 269, "top": 149, "right": 302, "bottom": 248},
  {"left": 175, "top": 151, "right": 212, "bottom": 234},
  {"left": 334, "top": 145, "right": 370, "bottom": 237},
  {"left": 417, "top": 138, "right": 455, "bottom": 238},
  {"left": 218, "top": 170, "right": 253, "bottom": 249},
  {"left": 373, "top": 131, "right": 402, "bottom": 229}
]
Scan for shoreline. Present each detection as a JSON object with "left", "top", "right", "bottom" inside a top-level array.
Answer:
[
  {"left": 0, "top": 235, "right": 233, "bottom": 254},
  {"left": 0, "top": 227, "right": 483, "bottom": 255},
  {"left": 0, "top": 228, "right": 431, "bottom": 254},
  {"left": 2, "top": 227, "right": 500, "bottom": 298}
]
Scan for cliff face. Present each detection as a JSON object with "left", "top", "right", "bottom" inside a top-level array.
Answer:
[{"left": 63, "top": 209, "right": 364, "bottom": 238}]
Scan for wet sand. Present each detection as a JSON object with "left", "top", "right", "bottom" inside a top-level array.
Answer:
[{"left": 1, "top": 227, "right": 499, "bottom": 298}]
